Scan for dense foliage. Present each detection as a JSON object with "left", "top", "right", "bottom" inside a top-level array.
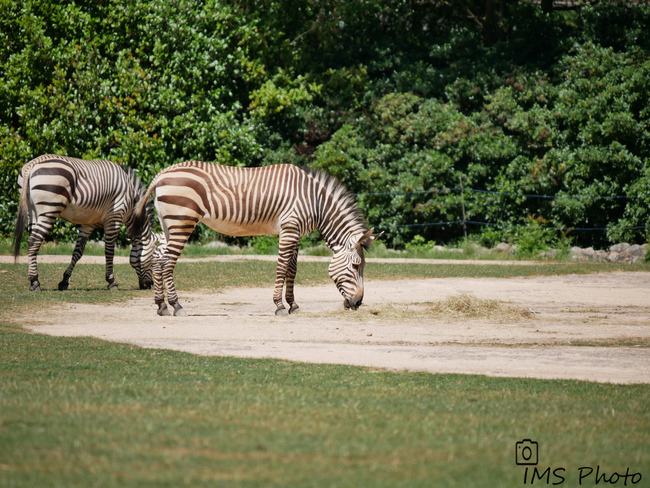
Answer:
[{"left": 1, "top": 0, "right": 649, "bottom": 248}]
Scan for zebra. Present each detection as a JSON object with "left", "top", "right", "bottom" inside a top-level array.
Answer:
[
  {"left": 136, "top": 161, "right": 381, "bottom": 316},
  {"left": 13, "top": 154, "right": 155, "bottom": 291}
]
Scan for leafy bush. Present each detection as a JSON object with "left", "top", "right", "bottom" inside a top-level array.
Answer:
[
  {"left": 311, "top": 41, "right": 650, "bottom": 249},
  {"left": 2, "top": 0, "right": 649, "bottom": 252},
  {"left": 1, "top": 0, "right": 264, "bottom": 241}
]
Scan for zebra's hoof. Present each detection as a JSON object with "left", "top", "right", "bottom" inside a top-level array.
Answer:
[
  {"left": 289, "top": 304, "right": 300, "bottom": 314},
  {"left": 157, "top": 303, "right": 171, "bottom": 316},
  {"left": 275, "top": 308, "right": 288, "bottom": 316},
  {"left": 107, "top": 282, "right": 119, "bottom": 291},
  {"left": 58, "top": 281, "right": 69, "bottom": 291},
  {"left": 29, "top": 282, "right": 41, "bottom": 292},
  {"left": 172, "top": 303, "right": 187, "bottom": 316}
]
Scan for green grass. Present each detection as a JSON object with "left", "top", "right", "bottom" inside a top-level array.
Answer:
[
  {"left": 1, "top": 261, "right": 649, "bottom": 487},
  {"left": 4, "top": 239, "right": 131, "bottom": 257},
  {"left": 5, "top": 259, "right": 649, "bottom": 302}
]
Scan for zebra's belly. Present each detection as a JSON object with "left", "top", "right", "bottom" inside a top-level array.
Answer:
[
  {"left": 60, "top": 205, "right": 109, "bottom": 225},
  {"left": 201, "top": 217, "right": 279, "bottom": 237}
]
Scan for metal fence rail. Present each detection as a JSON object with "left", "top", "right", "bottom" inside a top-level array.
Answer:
[{"left": 1, "top": 184, "right": 647, "bottom": 231}]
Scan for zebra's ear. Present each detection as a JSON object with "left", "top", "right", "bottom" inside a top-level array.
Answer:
[{"left": 357, "top": 228, "right": 383, "bottom": 250}]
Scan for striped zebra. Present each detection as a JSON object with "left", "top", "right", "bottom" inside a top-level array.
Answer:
[
  {"left": 13, "top": 154, "right": 155, "bottom": 291},
  {"left": 137, "top": 161, "right": 381, "bottom": 316}
]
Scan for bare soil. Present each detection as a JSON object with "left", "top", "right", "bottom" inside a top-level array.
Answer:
[{"left": 10, "top": 255, "right": 650, "bottom": 384}]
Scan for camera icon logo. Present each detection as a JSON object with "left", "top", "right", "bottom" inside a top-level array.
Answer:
[{"left": 516, "top": 439, "right": 539, "bottom": 465}]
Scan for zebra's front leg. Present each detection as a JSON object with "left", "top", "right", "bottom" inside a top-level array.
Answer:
[
  {"left": 59, "top": 226, "right": 91, "bottom": 291},
  {"left": 273, "top": 264, "right": 288, "bottom": 315},
  {"left": 273, "top": 231, "right": 301, "bottom": 315}
]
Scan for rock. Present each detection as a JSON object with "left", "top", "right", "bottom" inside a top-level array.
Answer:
[
  {"left": 205, "top": 241, "right": 241, "bottom": 250},
  {"left": 606, "top": 252, "right": 624, "bottom": 263},
  {"left": 538, "top": 243, "right": 646, "bottom": 264},
  {"left": 620, "top": 244, "right": 644, "bottom": 262},
  {"left": 594, "top": 250, "right": 608, "bottom": 261},
  {"left": 579, "top": 247, "right": 596, "bottom": 261},
  {"left": 621, "top": 244, "right": 642, "bottom": 255},
  {"left": 493, "top": 243, "right": 512, "bottom": 253},
  {"left": 570, "top": 246, "right": 582, "bottom": 256},
  {"left": 609, "top": 243, "right": 630, "bottom": 253},
  {"left": 205, "top": 241, "right": 230, "bottom": 248},
  {"left": 539, "top": 249, "right": 559, "bottom": 259}
]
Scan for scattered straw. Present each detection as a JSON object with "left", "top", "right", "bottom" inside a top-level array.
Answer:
[
  {"left": 427, "top": 294, "right": 534, "bottom": 321},
  {"left": 311, "top": 294, "right": 534, "bottom": 322}
]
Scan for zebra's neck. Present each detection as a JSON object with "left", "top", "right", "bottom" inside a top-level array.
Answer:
[{"left": 311, "top": 172, "right": 367, "bottom": 250}]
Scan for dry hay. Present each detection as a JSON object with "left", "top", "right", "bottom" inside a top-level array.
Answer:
[
  {"left": 313, "top": 294, "right": 534, "bottom": 322},
  {"left": 427, "top": 294, "right": 534, "bottom": 321}
]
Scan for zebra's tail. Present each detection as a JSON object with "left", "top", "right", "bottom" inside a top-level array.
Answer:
[
  {"left": 13, "top": 168, "right": 30, "bottom": 262},
  {"left": 132, "top": 176, "right": 159, "bottom": 238}
]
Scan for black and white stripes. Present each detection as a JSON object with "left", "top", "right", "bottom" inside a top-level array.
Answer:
[
  {"left": 138, "top": 161, "right": 380, "bottom": 316},
  {"left": 13, "top": 154, "right": 155, "bottom": 291}
]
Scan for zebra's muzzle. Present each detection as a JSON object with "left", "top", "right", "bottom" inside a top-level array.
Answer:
[
  {"left": 344, "top": 295, "right": 363, "bottom": 310},
  {"left": 139, "top": 277, "right": 153, "bottom": 290}
]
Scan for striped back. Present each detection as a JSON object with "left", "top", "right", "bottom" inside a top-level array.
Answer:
[{"left": 20, "top": 155, "right": 136, "bottom": 219}]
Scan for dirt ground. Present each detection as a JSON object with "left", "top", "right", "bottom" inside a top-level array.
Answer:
[{"left": 8, "top": 255, "right": 650, "bottom": 384}]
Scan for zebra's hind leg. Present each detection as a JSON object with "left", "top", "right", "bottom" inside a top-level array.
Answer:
[
  {"left": 26, "top": 215, "right": 56, "bottom": 291},
  {"left": 155, "top": 199, "right": 198, "bottom": 316},
  {"left": 284, "top": 247, "right": 300, "bottom": 314},
  {"left": 59, "top": 226, "right": 92, "bottom": 291},
  {"left": 161, "top": 238, "right": 190, "bottom": 317},
  {"left": 153, "top": 241, "right": 171, "bottom": 316}
]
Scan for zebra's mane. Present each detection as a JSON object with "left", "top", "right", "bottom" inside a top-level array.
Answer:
[{"left": 308, "top": 169, "right": 368, "bottom": 237}]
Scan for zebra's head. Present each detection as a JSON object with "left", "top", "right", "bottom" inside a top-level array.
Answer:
[{"left": 328, "top": 228, "right": 382, "bottom": 310}]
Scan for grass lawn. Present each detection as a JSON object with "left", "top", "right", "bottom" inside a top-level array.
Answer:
[{"left": 1, "top": 260, "right": 649, "bottom": 487}]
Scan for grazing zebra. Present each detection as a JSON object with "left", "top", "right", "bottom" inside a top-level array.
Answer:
[
  {"left": 137, "top": 161, "right": 381, "bottom": 316},
  {"left": 13, "top": 154, "right": 155, "bottom": 291}
]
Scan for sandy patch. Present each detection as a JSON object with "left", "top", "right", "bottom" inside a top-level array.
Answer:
[{"left": 16, "top": 257, "right": 650, "bottom": 385}]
